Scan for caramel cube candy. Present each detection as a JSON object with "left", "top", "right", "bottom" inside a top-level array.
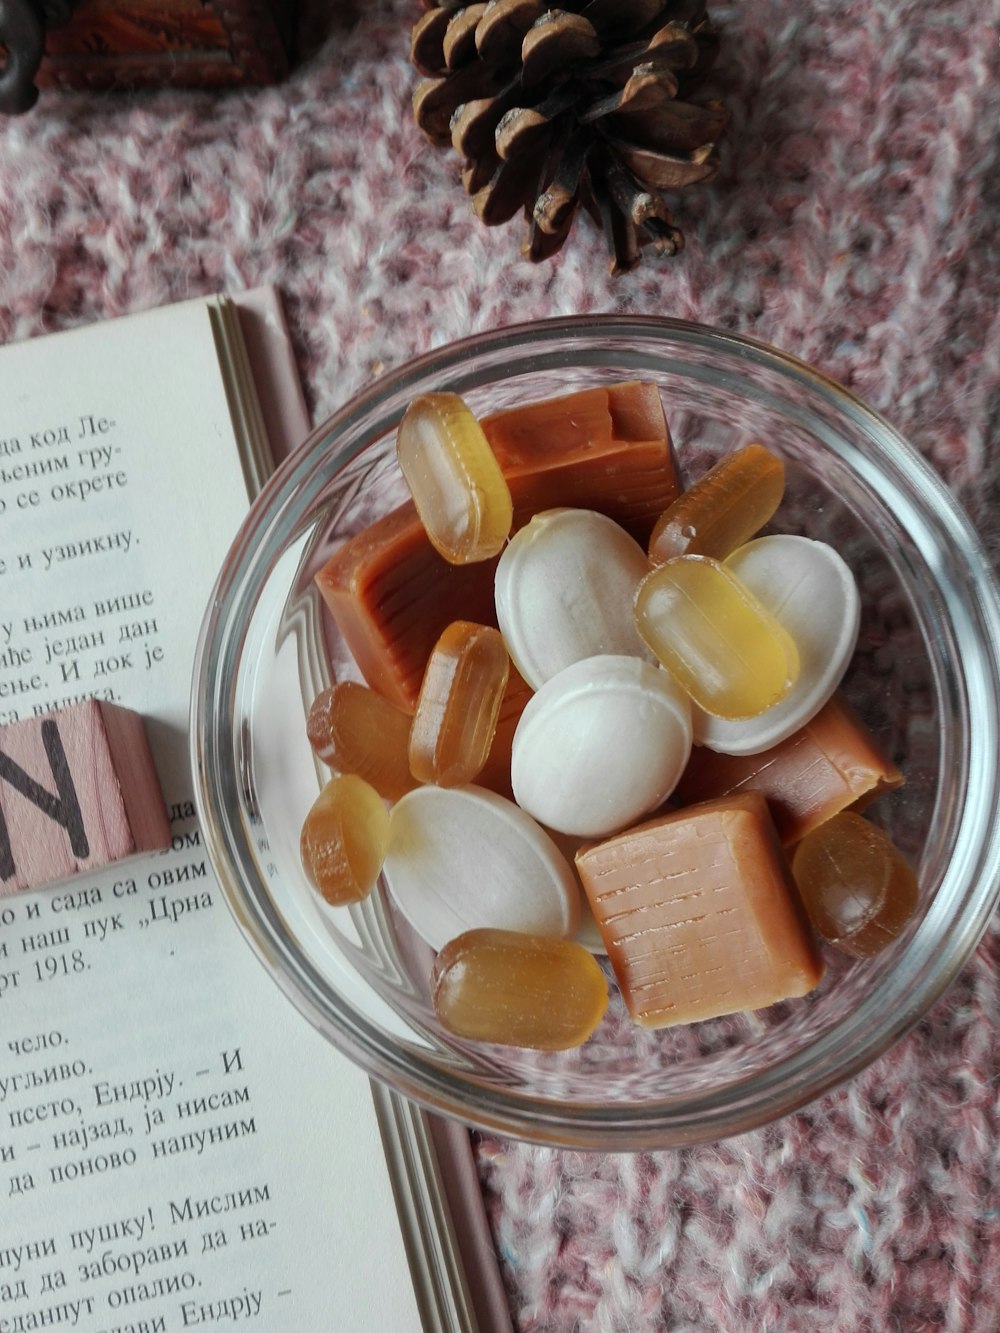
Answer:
[
  {"left": 316, "top": 382, "right": 678, "bottom": 710},
  {"left": 674, "top": 694, "right": 904, "bottom": 845},
  {"left": 575, "top": 793, "right": 823, "bottom": 1028}
]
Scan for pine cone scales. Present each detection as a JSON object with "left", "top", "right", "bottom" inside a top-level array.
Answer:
[{"left": 410, "top": 0, "right": 728, "bottom": 272}]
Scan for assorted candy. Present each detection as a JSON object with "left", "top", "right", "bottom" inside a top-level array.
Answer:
[
  {"left": 314, "top": 381, "right": 679, "bottom": 711},
  {"left": 304, "top": 381, "right": 916, "bottom": 1051}
]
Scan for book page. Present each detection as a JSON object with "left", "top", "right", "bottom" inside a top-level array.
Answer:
[{"left": 0, "top": 300, "right": 423, "bottom": 1332}]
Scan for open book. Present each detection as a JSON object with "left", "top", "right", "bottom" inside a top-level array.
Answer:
[{"left": 0, "top": 292, "right": 510, "bottom": 1332}]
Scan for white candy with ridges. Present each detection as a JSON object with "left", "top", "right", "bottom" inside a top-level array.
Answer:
[
  {"left": 511, "top": 655, "right": 693, "bottom": 837},
  {"left": 494, "top": 507, "right": 653, "bottom": 690}
]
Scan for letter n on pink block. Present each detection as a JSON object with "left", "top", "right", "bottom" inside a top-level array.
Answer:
[{"left": 0, "top": 699, "right": 171, "bottom": 896}]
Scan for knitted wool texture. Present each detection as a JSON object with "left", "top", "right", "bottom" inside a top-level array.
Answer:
[{"left": 1, "top": 1, "right": 999, "bottom": 1328}]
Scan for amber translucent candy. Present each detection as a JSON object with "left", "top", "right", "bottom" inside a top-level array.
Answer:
[
  {"left": 791, "top": 811, "right": 918, "bottom": 958},
  {"left": 300, "top": 775, "right": 390, "bottom": 906},
  {"left": 674, "top": 693, "right": 904, "bottom": 845},
  {"left": 409, "top": 621, "right": 510, "bottom": 786},
  {"left": 575, "top": 793, "right": 823, "bottom": 1028},
  {"left": 475, "top": 667, "right": 534, "bottom": 800},
  {"left": 648, "top": 442, "right": 785, "bottom": 565},
  {"left": 396, "top": 392, "right": 513, "bottom": 564},
  {"left": 634, "top": 556, "right": 799, "bottom": 718},
  {"left": 314, "top": 381, "right": 677, "bottom": 710},
  {"left": 431, "top": 928, "right": 608, "bottom": 1050},
  {"left": 306, "top": 682, "right": 417, "bottom": 803}
]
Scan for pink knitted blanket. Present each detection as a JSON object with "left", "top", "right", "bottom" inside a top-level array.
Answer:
[{"left": 2, "top": 1, "right": 998, "bottom": 1327}]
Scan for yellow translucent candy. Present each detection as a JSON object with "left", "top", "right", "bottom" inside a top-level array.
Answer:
[
  {"left": 396, "top": 392, "right": 513, "bottom": 564},
  {"left": 634, "top": 555, "right": 799, "bottom": 719},
  {"left": 431, "top": 928, "right": 608, "bottom": 1050},
  {"left": 409, "top": 620, "right": 510, "bottom": 786},
  {"left": 306, "top": 682, "right": 417, "bottom": 802},
  {"left": 648, "top": 442, "right": 785, "bottom": 565},
  {"left": 300, "top": 775, "right": 390, "bottom": 906}
]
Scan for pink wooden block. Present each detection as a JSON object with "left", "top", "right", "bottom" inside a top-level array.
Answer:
[{"left": 0, "top": 699, "right": 171, "bottom": 896}]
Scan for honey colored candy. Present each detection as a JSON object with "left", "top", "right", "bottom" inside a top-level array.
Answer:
[
  {"left": 431, "top": 928, "right": 609, "bottom": 1051},
  {"left": 634, "top": 556, "right": 799, "bottom": 719},
  {"left": 409, "top": 621, "right": 510, "bottom": 786},
  {"left": 675, "top": 693, "right": 904, "bottom": 845},
  {"left": 315, "top": 383, "right": 678, "bottom": 709},
  {"left": 791, "top": 811, "right": 918, "bottom": 958},
  {"left": 648, "top": 442, "right": 785, "bottom": 565},
  {"left": 306, "top": 682, "right": 417, "bottom": 802},
  {"left": 575, "top": 793, "right": 824, "bottom": 1028},
  {"left": 693, "top": 535, "right": 861, "bottom": 755},
  {"left": 300, "top": 775, "right": 390, "bottom": 906},
  {"left": 396, "top": 392, "right": 513, "bottom": 564}
]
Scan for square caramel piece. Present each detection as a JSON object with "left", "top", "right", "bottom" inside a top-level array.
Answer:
[{"left": 575, "top": 793, "right": 824, "bottom": 1028}]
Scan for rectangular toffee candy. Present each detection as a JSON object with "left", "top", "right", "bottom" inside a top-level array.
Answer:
[
  {"left": 315, "top": 382, "right": 679, "bottom": 711},
  {"left": 0, "top": 699, "right": 171, "bottom": 896},
  {"left": 674, "top": 694, "right": 904, "bottom": 845},
  {"left": 575, "top": 792, "right": 824, "bottom": 1028}
]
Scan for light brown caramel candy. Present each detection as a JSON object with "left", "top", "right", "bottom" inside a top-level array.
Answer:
[
  {"left": 431, "top": 928, "right": 608, "bottom": 1050},
  {"left": 306, "top": 682, "right": 417, "bottom": 803},
  {"left": 648, "top": 442, "right": 784, "bottom": 565},
  {"left": 409, "top": 621, "right": 510, "bottom": 786},
  {"left": 791, "top": 811, "right": 918, "bottom": 957},
  {"left": 575, "top": 793, "right": 823, "bottom": 1028},
  {"left": 300, "top": 775, "right": 390, "bottom": 906},
  {"left": 396, "top": 393, "right": 513, "bottom": 564},
  {"left": 674, "top": 693, "right": 904, "bottom": 845}
]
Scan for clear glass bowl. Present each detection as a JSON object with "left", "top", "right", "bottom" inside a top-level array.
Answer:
[{"left": 191, "top": 317, "right": 1000, "bottom": 1150}]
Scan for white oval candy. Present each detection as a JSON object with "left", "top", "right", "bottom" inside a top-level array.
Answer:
[
  {"left": 382, "top": 785, "right": 580, "bottom": 951},
  {"left": 494, "top": 507, "right": 653, "bottom": 690},
  {"left": 511, "top": 655, "right": 693, "bottom": 838},
  {"left": 694, "top": 534, "right": 861, "bottom": 755}
]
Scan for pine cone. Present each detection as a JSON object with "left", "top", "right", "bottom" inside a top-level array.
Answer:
[{"left": 410, "top": 0, "right": 728, "bottom": 273}]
